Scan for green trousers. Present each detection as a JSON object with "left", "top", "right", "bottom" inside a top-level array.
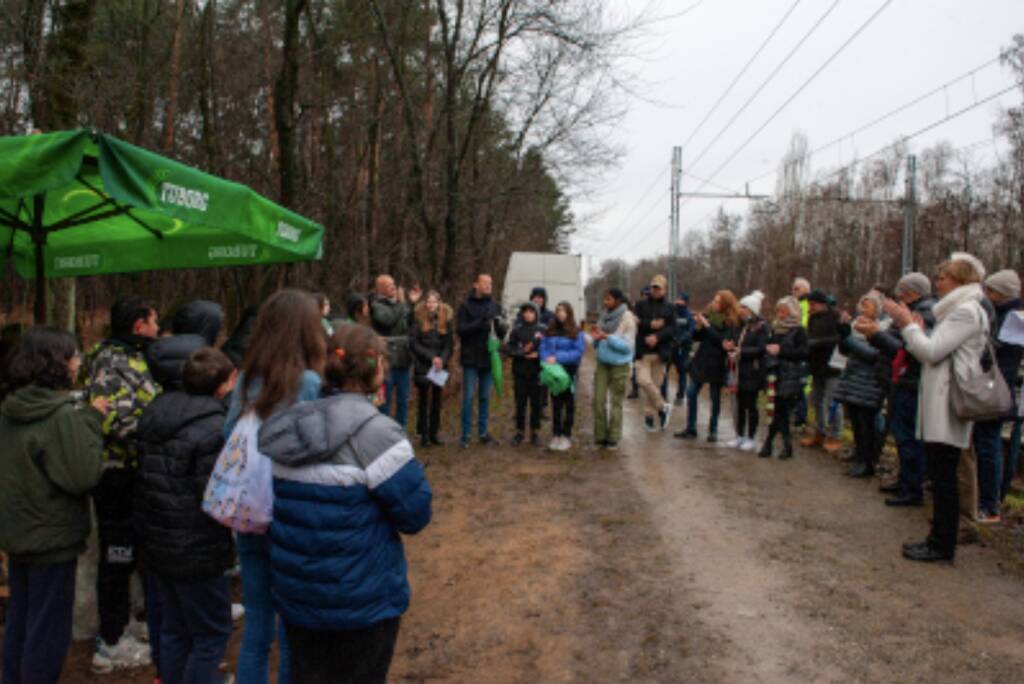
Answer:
[{"left": 593, "top": 362, "right": 631, "bottom": 444}]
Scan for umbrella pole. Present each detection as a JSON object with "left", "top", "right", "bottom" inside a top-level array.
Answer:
[{"left": 32, "top": 194, "right": 46, "bottom": 324}]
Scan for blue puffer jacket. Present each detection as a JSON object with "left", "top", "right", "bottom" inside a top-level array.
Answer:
[
  {"left": 257, "top": 393, "right": 432, "bottom": 631},
  {"left": 539, "top": 331, "right": 586, "bottom": 373}
]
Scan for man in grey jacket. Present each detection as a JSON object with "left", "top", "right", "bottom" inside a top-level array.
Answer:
[{"left": 370, "top": 274, "right": 420, "bottom": 427}]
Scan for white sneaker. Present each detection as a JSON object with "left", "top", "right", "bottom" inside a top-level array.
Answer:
[
  {"left": 726, "top": 437, "right": 743, "bottom": 449},
  {"left": 126, "top": 618, "right": 149, "bottom": 643},
  {"left": 231, "top": 603, "right": 245, "bottom": 622},
  {"left": 560, "top": 436, "right": 573, "bottom": 451},
  {"left": 740, "top": 438, "right": 758, "bottom": 452},
  {"left": 548, "top": 437, "right": 561, "bottom": 451},
  {"left": 660, "top": 402, "right": 673, "bottom": 430},
  {"left": 92, "top": 635, "right": 151, "bottom": 674}
]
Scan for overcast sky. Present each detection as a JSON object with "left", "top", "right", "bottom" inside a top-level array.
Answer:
[{"left": 573, "top": 0, "right": 1024, "bottom": 273}]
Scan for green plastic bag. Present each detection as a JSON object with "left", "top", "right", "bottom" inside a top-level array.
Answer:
[
  {"left": 487, "top": 336, "right": 503, "bottom": 397},
  {"left": 540, "top": 362, "right": 572, "bottom": 396}
]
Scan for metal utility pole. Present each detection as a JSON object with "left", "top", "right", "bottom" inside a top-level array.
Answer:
[
  {"left": 669, "top": 146, "right": 682, "bottom": 296},
  {"left": 902, "top": 155, "right": 917, "bottom": 275}
]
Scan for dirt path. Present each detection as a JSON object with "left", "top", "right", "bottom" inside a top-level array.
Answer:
[{"left": 53, "top": 355, "right": 1024, "bottom": 683}]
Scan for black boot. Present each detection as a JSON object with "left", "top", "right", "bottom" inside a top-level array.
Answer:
[
  {"left": 847, "top": 462, "right": 875, "bottom": 478},
  {"left": 420, "top": 435, "right": 433, "bottom": 448},
  {"left": 779, "top": 436, "right": 793, "bottom": 460},
  {"left": 430, "top": 434, "right": 445, "bottom": 447},
  {"left": 758, "top": 431, "right": 774, "bottom": 458}
]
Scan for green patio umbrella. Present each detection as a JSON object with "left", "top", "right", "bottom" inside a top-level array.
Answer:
[{"left": 0, "top": 129, "right": 324, "bottom": 322}]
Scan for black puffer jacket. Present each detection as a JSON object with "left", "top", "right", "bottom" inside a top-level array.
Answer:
[
  {"left": 764, "top": 326, "right": 809, "bottom": 399},
  {"left": 137, "top": 392, "right": 234, "bottom": 581},
  {"left": 457, "top": 292, "right": 507, "bottom": 369},
  {"left": 736, "top": 318, "right": 769, "bottom": 392},
  {"left": 870, "top": 296, "right": 936, "bottom": 392},
  {"left": 503, "top": 319, "right": 545, "bottom": 380},
  {"left": 835, "top": 323, "right": 890, "bottom": 409},
  {"left": 806, "top": 307, "right": 842, "bottom": 378},
  {"left": 634, "top": 297, "right": 677, "bottom": 362},
  {"left": 689, "top": 317, "right": 738, "bottom": 386},
  {"left": 148, "top": 300, "right": 225, "bottom": 390}
]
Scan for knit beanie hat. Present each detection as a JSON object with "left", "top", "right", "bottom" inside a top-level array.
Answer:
[
  {"left": 894, "top": 272, "right": 932, "bottom": 298},
  {"left": 984, "top": 269, "right": 1021, "bottom": 299},
  {"left": 739, "top": 290, "right": 765, "bottom": 316},
  {"left": 950, "top": 252, "right": 986, "bottom": 281}
]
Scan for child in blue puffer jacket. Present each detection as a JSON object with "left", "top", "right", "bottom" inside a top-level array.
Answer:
[
  {"left": 257, "top": 324, "right": 432, "bottom": 684},
  {"left": 540, "top": 302, "right": 587, "bottom": 451}
]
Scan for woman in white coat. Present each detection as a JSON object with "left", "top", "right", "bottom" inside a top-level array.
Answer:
[{"left": 885, "top": 253, "right": 988, "bottom": 563}]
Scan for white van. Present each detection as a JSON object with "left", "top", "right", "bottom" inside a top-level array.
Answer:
[{"left": 502, "top": 252, "right": 586, "bottom": 323}]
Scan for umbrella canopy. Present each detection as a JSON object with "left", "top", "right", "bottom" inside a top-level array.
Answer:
[{"left": 0, "top": 129, "right": 324, "bottom": 321}]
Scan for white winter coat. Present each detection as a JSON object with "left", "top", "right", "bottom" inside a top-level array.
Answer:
[{"left": 900, "top": 283, "right": 988, "bottom": 449}]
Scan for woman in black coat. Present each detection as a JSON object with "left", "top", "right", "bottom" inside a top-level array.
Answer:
[
  {"left": 760, "top": 297, "right": 809, "bottom": 460},
  {"left": 835, "top": 293, "right": 891, "bottom": 478},
  {"left": 409, "top": 291, "right": 454, "bottom": 447}
]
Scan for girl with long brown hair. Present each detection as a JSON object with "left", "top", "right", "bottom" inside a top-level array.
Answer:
[
  {"left": 676, "top": 290, "right": 741, "bottom": 443},
  {"left": 540, "top": 302, "right": 586, "bottom": 451},
  {"left": 223, "top": 289, "right": 326, "bottom": 684}
]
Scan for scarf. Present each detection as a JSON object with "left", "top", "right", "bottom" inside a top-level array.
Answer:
[
  {"left": 598, "top": 303, "right": 628, "bottom": 334},
  {"left": 932, "top": 283, "right": 984, "bottom": 323},
  {"left": 772, "top": 296, "right": 802, "bottom": 336}
]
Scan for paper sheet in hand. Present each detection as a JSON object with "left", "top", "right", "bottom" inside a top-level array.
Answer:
[
  {"left": 426, "top": 367, "right": 450, "bottom": 387},
  {"left": 997, "top": 310, "right": 1024, "bottom": 346}
]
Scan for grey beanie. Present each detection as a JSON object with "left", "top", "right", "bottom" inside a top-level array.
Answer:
[
  {"left": 984, "top": 269, "right": 1021, "bottom": 299},
  {"left": 894, "top": 272, "right": 932, "bottom": 298}
]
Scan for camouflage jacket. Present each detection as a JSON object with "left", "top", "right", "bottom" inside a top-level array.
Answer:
[{"left": 83, "top": 338, "right": 161, "bottom": 469}]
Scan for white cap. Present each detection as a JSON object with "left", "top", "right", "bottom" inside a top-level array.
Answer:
[{"left": 739, "top": 290, "right": 765, "bottom": 316}]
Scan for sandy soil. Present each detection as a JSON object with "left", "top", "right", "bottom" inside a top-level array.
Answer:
[{"left": 49, "top": 353, "right": 1024, "bottom": 683}]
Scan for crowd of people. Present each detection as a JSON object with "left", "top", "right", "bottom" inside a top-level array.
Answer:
[{"left": 0, "top": 251, "right": 1021, "bottom": 683}]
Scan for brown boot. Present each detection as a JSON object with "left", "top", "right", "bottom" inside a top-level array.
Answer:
[
  {"left": 799, "top": 432, "right": 824, "bottom": 448},
  {"left": 823, "top": 437, "right": 844, "bottom": 454}
]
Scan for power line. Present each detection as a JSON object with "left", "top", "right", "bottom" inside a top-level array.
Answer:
[
  {"left": 683, "top": 0, "right": 842, "bottom": 176},
  {"left": 743, "top": 54, "right": 1005, "bottom": 188},
  {"left": 693, "top": 0, "right": 895, "bottom": 198},
  {"left": 590, "top": 163, "right": 669, "bottom": 245},
  {"left": 680, "top": 0, "right": 804, "bottom": 151}
]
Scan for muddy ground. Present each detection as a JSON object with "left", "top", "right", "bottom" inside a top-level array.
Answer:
[{"left": 53, "top": 354, "right": 1024, "bottom": 683}]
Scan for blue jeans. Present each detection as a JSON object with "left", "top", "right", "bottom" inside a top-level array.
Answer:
[
  {"left": 155, "top": 574, "right": 232, "bottom": 684},
  {"left": 974, "top": 420, "right": 1004, "bottom": 516},
  {"left": 2, "top": 558, "right": 76, "bottom": 684},
  {"left": 382, "top": 367, "right": 411, "bottom": 428},
  {"left": 889, "top": 388, "right": 925, "bottom": 499},
  {"left": 1004, "top": 417, "right": 1022, "bottom": 501},
  {"left": 672, "top": 353, "right": 688, "bottom": 400},
  {"left": 461, "top": 366, "right": 493, "bottom": 441},
  {"left": 686, "top": 380, "right": 722, "bottom": 435},
  {"left": 237, "top": 533, "right": 289, "bottom": 684}
]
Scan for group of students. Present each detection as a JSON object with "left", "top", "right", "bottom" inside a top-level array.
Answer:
[
  {"left": 0, "top": 290, "right": 431, "bottom": 684},
  {"left": 625, "top": 254, "right": 1023, "bottom": 564}
]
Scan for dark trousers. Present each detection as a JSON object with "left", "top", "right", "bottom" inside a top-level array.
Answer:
[
  {"left": 890, "top": 387, "right": 925, "bottom": 499},
  {"left": 154, "top": 574, "right": 232, "bottom": 684},
  {"left": 2, "top": 558, "right": 77, "bottom": 684},
  {"left": 415, "top": 381, "right": 443, "bottom": 440},
  {"left": 769, "top": 396, "right": 794, "bottom": 442},
  {"left": 686, "top": 381, "right": 722, "bottom": 435},
  {"left": 793, "top": 390, "right": 808, "bottom": 425},
  {"left": 973, "top": 419, "right": 1004, "bottom": 516},
  {"left": 847, "top": 404, "right": 879, "bottom": 469},
  {"left": 925, "top": 442, "right": 961, "bottom": 555},
  {"left": 93, "top": 467, "right": 138, "bottom": 646},
  {"left": 285, "top": 618, "right": 401, "bottom": 684},
  {"left": 735, "top": 389, "right": 759, "bottom": 438},
  {"left": 672, "top": 353, "right": 689, "bottom": 399},
  {"left": 513, "top": 375, "right": 542, "bottom": 433},
  {"left": 552, "top": 390, "right": 576, "bottom": 438},
  {"left": 382, "top": 367, "right": 411, "bottom": 428}
]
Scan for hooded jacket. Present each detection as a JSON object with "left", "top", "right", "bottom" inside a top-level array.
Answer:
[
  {"left": 457, "top": 290, "right": 507, "bottom": 369},
  {"left": 517, "top": 287, "right": 554, "bottom": 327},
  {"left": 764, "top": 326, "right": 809, "bottom": 399},
  {"left": 806, "top": 307, "right": 842, "bottom": 378},
  {"left": 835, "top": 320, "right": 891, "bottom": 409},
  {"left": 409, "top": 301, "right": 455, "bottom": 384},
  {"left": 147, "top": 300, "right": 225, "bottom": 391},
  {"left": 503, "top": 304, "right": 545, "bottom": 379},
  {"left": 539, "top": 327, "right": 586, "bottom": 377},
  {"left": 137, "top": 391, "right": 234, "bottom": 581},
  {"left": 258, "top": 393, "right": 431, "bottom": 630},
  {"left": 0, "top": 386, "right": 104, "bottom": 564},
  {"left": 735, "top": 317, "right": 769, "bottom": 392}
]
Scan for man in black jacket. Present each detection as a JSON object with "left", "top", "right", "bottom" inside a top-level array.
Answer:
[
  {"left": 457, "top": 274, "right": 508, "bottom": 448},
  {"left": 802, "top": 289, "right": 844, "bottom": 453},
  {"left": 862, "top": 273, "right": 936, "bottom": 506},
  {"left": 634, "top": 275, "right": 676, "bottom": 431},
  {"left": 137, "top": 347, "right": 237, "bottom": 684},
  {"left": 370, "top": 274, "right": 420, "bottom": 428}
]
